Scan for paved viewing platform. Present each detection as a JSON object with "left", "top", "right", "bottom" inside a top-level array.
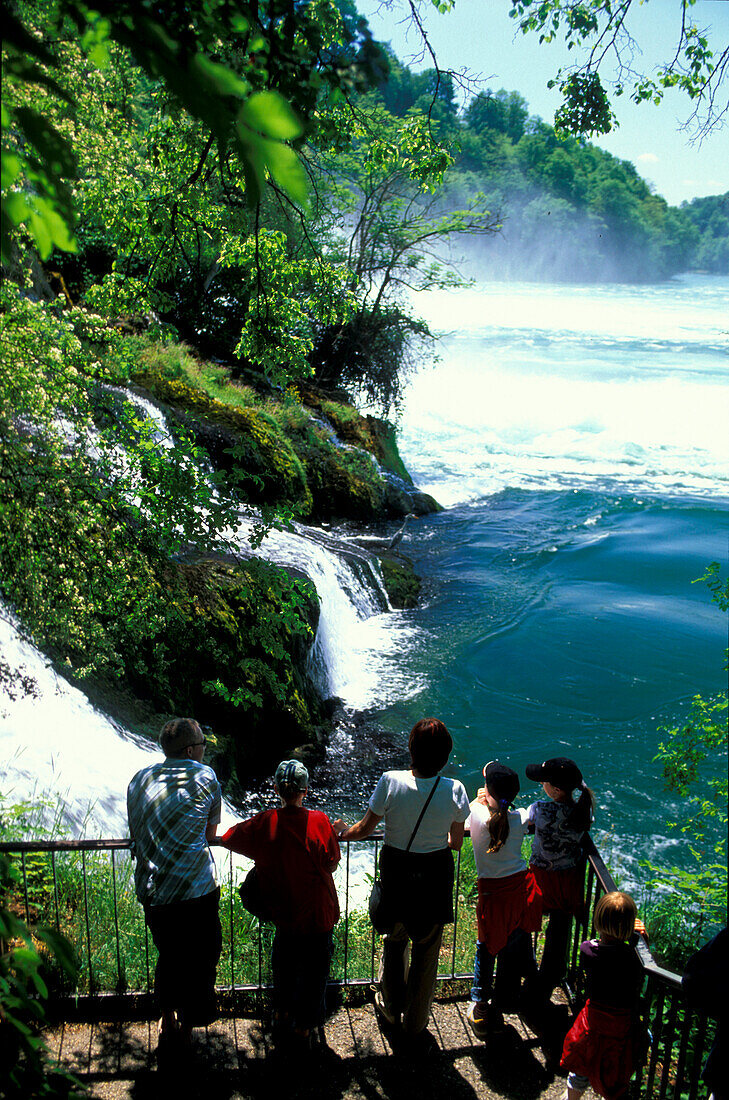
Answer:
[{"left": 44, "top": 995, "right": 571, "bottom": 1100}]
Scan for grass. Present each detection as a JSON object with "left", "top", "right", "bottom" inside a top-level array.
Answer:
[{"left": 133, "top": 339, "right": 260, "bottom": 412}]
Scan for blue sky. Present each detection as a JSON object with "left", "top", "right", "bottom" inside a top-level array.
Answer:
[{"left": 359, "top": 0, "right": 729, "bottom": 206}]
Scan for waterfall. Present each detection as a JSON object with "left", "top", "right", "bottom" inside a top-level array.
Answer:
[
  {"left": 1, "top": 389, "right": 424, "bottom": 834},
  {"left": 0, "top": 607, "right": 158, "bottom": 836},
  {"left": 115, "top": 386, "right": 418, "bottom": 710}
]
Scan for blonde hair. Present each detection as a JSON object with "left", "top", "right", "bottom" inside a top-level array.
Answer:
[{"left": 594, "top": 891, "right": 637, "bottom": 942}]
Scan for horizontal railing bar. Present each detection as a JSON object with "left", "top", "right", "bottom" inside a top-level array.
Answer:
[
  {"left": 0, "top": 839, "right": 132, "bottom": 852},
  {"left": 0, "top": 834, "right": 385, "bottom": 853},
  {"left": 0, "top": 832, "right": 684, "bottom": 991}
]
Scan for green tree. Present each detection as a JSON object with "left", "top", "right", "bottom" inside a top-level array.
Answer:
[
  {"left": 304, "top": 100, "right": 499, "bottom": 409},
  {"left": 1, "top": 0, "right": 389, "bottom": 260},
  {"left": 645, "top": 564, "right": 728, "bottom": 967}
]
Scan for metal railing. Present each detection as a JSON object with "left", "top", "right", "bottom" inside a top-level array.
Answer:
[{"left": 0, "top": 833, "right": 715, "bottom": 1099}]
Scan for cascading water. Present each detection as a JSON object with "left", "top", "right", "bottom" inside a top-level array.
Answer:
[{"left": 1, "top": 389, "right": 419, "bottom": 834}]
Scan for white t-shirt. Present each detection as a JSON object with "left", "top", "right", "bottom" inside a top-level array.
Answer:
[
  {"left": 368, "top": 770, "right": 471, "bottom": 854},
  {"left": 468, "top": 801, "right": 529, "bottom": 879}
]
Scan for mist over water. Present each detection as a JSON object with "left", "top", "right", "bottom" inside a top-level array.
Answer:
[{"left": 400, "top": 276, "right": 729, "bottom": 505}]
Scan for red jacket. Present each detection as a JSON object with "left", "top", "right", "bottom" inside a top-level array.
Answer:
[{"left": 221, "top": 806, "right": 340, "bottom": 934}]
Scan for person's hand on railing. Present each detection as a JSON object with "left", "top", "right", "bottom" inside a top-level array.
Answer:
[
  {"left": 634, "top": 917, "right": 649, "bottom": 943},
  {"left": 476, "top": 787, "right": 488, "bottom": 805}
]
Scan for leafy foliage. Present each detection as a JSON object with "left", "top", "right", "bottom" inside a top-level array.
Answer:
[
  {"left": 0, "top": 852, "right": 83, "bottom": 1098},
  {"left": 643, "top": 564, "right": 728, "bottom": 967},
  {"left": 510, "top": 0, "right": 728, "bottom": 139},
  {"left": 0, "top": 284, "right": 325, "bottom": 774},
  {"left": 1, "top": 0, "right": 389, "bottom": 259}
]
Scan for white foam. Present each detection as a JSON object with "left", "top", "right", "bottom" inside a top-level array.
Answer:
[{"left": 399, "top": 278, "right": 729, "bottom": 502}]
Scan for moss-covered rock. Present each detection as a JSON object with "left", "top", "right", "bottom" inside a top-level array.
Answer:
[
  {"left": 378, "top": 553, "right": 422, "bottom": 610},
  {"left": 300, "top": 387, "right": 412, "bottom": 483},
  {"left": 149, "top": 557, "right": 325, "bottom": 779},
  {"left": 133, "top": 368, "right": 312, "bottom": 514},
  {"left": 131, "top": 363, "right": 440, "bottom": 524}
]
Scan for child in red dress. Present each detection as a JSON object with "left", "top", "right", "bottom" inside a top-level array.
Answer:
[{"left": 561, "top": 891, "right": 648, "bottom": 1100}]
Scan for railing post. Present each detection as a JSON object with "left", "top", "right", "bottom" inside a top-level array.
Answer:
[
  {"left": 228, "top": 850, "right": 234, "bottom": 995},
  {"left": 81, "top": 849, "right": 94, "bottom": 994},
  {"left": 111, "top": 849, "right": 122, "bottom": 991},
  {"left": 451, "top": 846, "right": 462, "bottom": 979},
  {"left": 343, "top": 841, "right": 350, "bottom": 985}
]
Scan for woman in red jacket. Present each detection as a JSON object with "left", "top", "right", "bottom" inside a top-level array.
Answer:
[{"left": 220, "top": 759, "right": 340, "bottom": 1045}]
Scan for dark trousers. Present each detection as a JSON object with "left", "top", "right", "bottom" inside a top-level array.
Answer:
[
  {"left": 538, "top": 909, "right": 572, "bottom": 994},
  {"left": 144, "top": 887, "right": 222, "bottom": 1027},
  {"left": 471, "top": 928, "right": 538, "bottom": 1009},
  {"left": 271, "top": 928, "right": 333, "bottom": 1031}
]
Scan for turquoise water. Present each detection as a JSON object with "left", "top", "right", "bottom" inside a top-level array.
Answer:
[{"left": 353, "top": 275, "right": 729, "bottom": 883}]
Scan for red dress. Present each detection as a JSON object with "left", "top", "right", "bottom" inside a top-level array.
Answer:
[
  {"left": 561, "top": 938, "right": 645, "bottom": 1100},
  {"left": 220, "top": 805, "right": 340, "bottom": 933},
  {"left": 530, "top": 863, "right": 586, "bottom": 916}
]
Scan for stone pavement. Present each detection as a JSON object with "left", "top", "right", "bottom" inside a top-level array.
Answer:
[{"left": 44, "top": 995, "right": 577, "bottom": 1100}]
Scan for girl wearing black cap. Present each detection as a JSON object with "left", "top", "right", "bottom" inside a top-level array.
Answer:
[
  {"left": 467, "top": 761, "right": 542, "bottom": 1036},
  {"left": 524, "top": 757, "right": 595, "bottom": 1000}
]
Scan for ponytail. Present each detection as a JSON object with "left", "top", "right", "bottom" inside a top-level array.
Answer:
[
  {"left": 487, "top": 798, "right": 512, "bottom": 853},
  {"left": 568, "top": 781, "right": 594, "bottom": 832}
]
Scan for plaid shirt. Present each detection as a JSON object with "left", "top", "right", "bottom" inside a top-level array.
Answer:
[{"left": 127, "top": 759, "right": 221, "bottom": 906}]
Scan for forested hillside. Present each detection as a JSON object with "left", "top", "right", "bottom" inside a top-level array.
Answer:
[{"left": 376, "top": 62, "right": 728, "bottom": 281}]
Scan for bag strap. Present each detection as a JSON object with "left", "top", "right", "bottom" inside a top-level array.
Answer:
[{"left": 405, "top": 775, "right": 441, "bottom": 852}]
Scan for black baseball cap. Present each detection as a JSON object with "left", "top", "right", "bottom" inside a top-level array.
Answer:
[
  {"left": 525, "top": 757, "right": 583, "bottom": 791},
  {"left": 483, "top": 760, "right": 520, "bottom": 804}
]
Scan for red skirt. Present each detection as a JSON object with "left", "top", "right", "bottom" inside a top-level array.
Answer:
[
  {"left": 561, "top": 999, "right": 637, "bottom": 1100},
  {"left": 476, "top": 869, "right": 543, "bottom": 955},
  {"left": 531, "top": 863, "right": 586, "bottom": 916}
]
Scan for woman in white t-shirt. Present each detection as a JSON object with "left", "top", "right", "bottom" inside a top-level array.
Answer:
[{"left": 333, "top": 718, "right": 470, "bottom": 1036}]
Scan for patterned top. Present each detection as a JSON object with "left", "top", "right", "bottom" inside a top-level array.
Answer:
[
  {"left": 127, "top": 759, "right": 221, "bottom": 906},
  {"left": 526, "top": 798, "right": 587, "bottom": 870}
]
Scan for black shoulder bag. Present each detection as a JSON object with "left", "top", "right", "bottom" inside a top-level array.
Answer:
[
  {"left": 238, "top": 865, "right": 274, "bottom": 922},
  {"left": 369, "top": 776, "right": 441, "bottom": 935}
]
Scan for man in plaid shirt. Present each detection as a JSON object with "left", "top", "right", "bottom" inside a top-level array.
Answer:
[{"left": 127, "top": 717, "right": 222, "bottom": 1048}]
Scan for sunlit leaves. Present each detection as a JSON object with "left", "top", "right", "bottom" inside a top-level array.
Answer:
[{"left": 1, "top": 0, "right": 390, "bottom": 260}]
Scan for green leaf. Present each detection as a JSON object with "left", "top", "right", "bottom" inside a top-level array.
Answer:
[
  {"left": 261, "top": 138, "right": 309, "bottom": 206},
  {"left": 192, "top": 55, "right": 250, "bottom": 100},
  {"left": 1, "top": 152, "right": 22, "bottom": 190},
  {"left": 3, "top": 191, "right": 32, "bottom": 222},
  {"left": 238, "top": 92, "right": 303, "bottom": 141}
]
